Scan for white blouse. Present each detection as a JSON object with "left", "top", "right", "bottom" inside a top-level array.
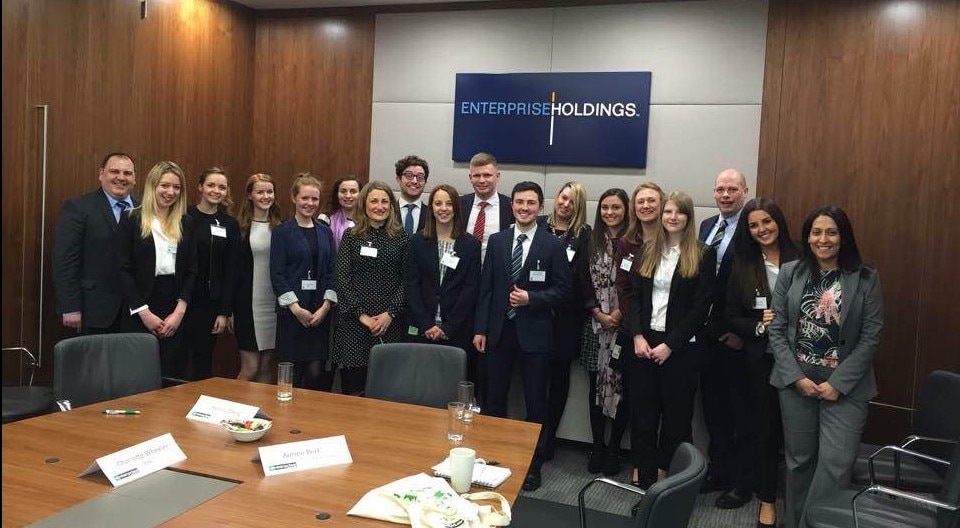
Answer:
[{"left": 649, "top": 245, "right": 680, "bottom": 332}]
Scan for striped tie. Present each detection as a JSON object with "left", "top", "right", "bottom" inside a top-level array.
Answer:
[
  {"left": 473, "top": 201, "right": 488, "bottom": 243},
  {"left": 708, "top": 219, "right": 727, "bottom": 248},
  {"left": 506, "top": 233, "right": 527, "bottom": 320}
]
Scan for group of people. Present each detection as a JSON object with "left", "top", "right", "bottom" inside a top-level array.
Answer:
[{"left": 53, "top": 151, "right": 882, "bottom": 527}]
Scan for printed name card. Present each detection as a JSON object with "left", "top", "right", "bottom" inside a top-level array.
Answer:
[
  {"left": 259, "top": 435, "right": 352, "bottom": 477},
  {"left": 186, "top": 394, "right": 259, "bottom": 424},
  {"left": 79, "top": 433, "right": 186, "bottom": 487}
]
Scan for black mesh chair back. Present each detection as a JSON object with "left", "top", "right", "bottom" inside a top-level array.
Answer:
[
  {"left": 365, "top": 343, "right": 466, "bottom": 409},
  {"left": 634, "top": 442, "right": 707, "bottom": 528},
  {"left": 2, "top": 347, "right": 54, "bottom": 423},
  {"left": 53, "top": 333, "right": 161, "bottom": 408},
  {"left": 917, "top": 370, "right": 960, "bottom": 458}
]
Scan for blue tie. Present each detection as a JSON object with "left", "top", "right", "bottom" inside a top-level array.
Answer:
[
  {"left": 115, "top": 200, "right": 130, "bottom": 223},
  {"left": 507, "top": 233, "right": 527, "bottom": 320},
  {"left": 709, "top": 219, "right": 727, "bottom": 248},
  {"left": 404, "top": 204, "right": 415, "bottom": 235}
]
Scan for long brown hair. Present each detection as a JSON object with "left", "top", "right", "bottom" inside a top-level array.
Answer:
[
  {"left": 589, "top": 188, "right": 629, "bottom": 260},
  {"left": 623, "top": 181, "right": 665, "bottom": 244},
  {"left": 638, "top": 192, "right": 704, "bottom": 279},
  {"left": 237, "top": 173, "right": 282, "bottom": 235},
  {"left": 350, "top": 180, "right": 404, "bottom": 239},
  {"left": 422, "top": 184, "right": 464, "bottom": 240}
]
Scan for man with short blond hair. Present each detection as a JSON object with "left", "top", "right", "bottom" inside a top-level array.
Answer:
[{"left": 460, "top": 152, "right": 514, "bottom": 263}]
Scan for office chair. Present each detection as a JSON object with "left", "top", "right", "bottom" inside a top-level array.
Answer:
[
  {"left": 53, "top": 333, "right": 162, "bottom": 408},
  {"left": 365, "top": 343, "right": 466, "bottom": 409},
  {"left": 806, "top": 442, "right": 960, "bottom": 528},
  {"left": 577, "top": 442, "right": 707, "bottom": 528},
  {"left": 2, "top": 346, "right": 54, "bottom": 423},
  {"left": 852, "top": 370, "right": 960, "bottom": 492}
]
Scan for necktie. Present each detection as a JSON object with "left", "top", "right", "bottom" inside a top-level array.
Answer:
[
  {"left": 404, "top": 203, "right": 416, "bottom": 235},
  {"left": 115, "top": 200, "right": 130, "bottom": 223},
  {"left": 708, "top": 219, "right": 727, "bottom": 248},
  {"left": 473, "top": 201, "right": 488, "bottom": 243},
  {"left": 507, "top": 233, "right": 528, "bottom": 320}
]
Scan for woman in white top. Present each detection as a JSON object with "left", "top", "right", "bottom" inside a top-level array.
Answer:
[
  {"left": 234, "top": 173, "right": 283, "bottom": 382},
  {"left": 624, "top": 191, "right": 715, "bottom": 489}
]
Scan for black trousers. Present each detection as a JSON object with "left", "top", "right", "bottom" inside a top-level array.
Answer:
[
  {"left": 700, "top": 341, "right": 752, "bottom": 487},
  {"left": 625, "top": 331, "right": 701, "bottom": 474},
  {"left": 543, "top": 309, "right": 584, "bottom": 457},
  {"left": 340, "top": 366, "right": 368, "bottom": 396},
  {"left": 744, "top": 353, "right": 783, "bottom": 502},
  {"left": 122, "top": 275, "right": 185, "bottom": 380},
  {"left": 182, "top": 291, "right": 219, "bottom": 380}
]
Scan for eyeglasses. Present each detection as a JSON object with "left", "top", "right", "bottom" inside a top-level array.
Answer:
[{"left": 401, "top": 172, "right": 426, "bottom": 182}]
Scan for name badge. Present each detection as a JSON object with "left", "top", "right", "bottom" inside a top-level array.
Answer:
[
  {"left": 407, "top": 325, "right": 419, "bottom": 336},
  {"left": 210, "top": 225, "right": 227, "bottom": 238},
  {"left": 754, "top": 297, "right": 768, "bottom": 310},
  {"left": 529, "top": 270, "right": 546, "bottom": 282},
  {"left": 440, "top": 253, "right": 460, "bottom": 269},
  {"left": 302, "top": 279, "right": 317, "bottom": 291},
  {"left": 566, "top": 247, "right": 576, "bottom": 262},
  {"left": 619, "top": 257, "right": 633, "bottom": 272},
  {"left": 359, "top": 245, "right": 378, "bottom": 258},
  {"left": 611, "top": 344, "right": 621, "bottom": 359},
  {"left": 166, "top": 243, "right": 178, "bottom": 255}
]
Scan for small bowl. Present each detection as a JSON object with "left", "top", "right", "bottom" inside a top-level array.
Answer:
[{"left": 221, "top": 418, "right": 272, "bottom": 442}]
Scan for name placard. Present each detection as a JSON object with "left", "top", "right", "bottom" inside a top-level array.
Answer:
[
  {"left": 186, "top": 394, "right": 259, "bottom": 425},
  {"left": 79, "top": 433, "right": 186, "bottom": 487},
  {"left": 259, "top": 435, "right": 352, "bottom": 477}
]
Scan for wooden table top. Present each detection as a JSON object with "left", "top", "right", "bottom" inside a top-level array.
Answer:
[{"left": 1, "top": 378, "right": 540, "bottom": 527}]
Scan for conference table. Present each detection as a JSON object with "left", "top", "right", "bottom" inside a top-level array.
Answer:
[{"left": 1, "top": 378, "right": 540, "bottom": 526}]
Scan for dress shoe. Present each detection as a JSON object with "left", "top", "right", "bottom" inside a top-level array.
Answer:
[
  {"left": 601, "top": 451, "right": 621, "bottom": 476},
  {"left": 587, "top": 449, "right": 604, "bottom": 474},
  {"left": 522, "top": 468, "right": 542, "bottom": 491},
  {"left": 715, "top": 488, "right": 753, "bottom": 509},
  {"left": 700, "top": 474, "right": 731, "bottom": 494}
]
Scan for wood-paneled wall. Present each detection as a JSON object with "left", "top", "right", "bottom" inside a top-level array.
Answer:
[{"left": 758, "top": 0, "right": 960, "bottom": 443}]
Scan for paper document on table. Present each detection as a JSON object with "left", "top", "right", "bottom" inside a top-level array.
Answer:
[{"left": 432, "top": 458, "right": 511, "bottom": 488}]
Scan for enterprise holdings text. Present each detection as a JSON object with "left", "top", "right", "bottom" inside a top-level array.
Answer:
[{"left": 460, "top": 101, "right": 639, "bottom": 118}]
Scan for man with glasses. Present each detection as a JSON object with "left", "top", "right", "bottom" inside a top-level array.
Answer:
[
  {"left": 53, "top": 152, "right": 138, "bottom": 334},
  {"left": 395, "top": 155, "right": 430, "bottom": 235},
  {"left": 460, "top": 152, "right": 514, "bottom": 264}
]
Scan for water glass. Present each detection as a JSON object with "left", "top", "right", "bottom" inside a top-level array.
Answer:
[
  {"left": 277, "top": 362, "right": 294, "bottom": 402},
  {"left": 457, "top": 381, "right": 479, "bottom": 423},
  {"left": 447, "top": 402, "right": 466, "bottom": 443}
]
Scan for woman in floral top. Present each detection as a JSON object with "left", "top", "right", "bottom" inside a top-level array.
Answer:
[{"left": 768, "top": 206, "right": 883, "bottom": 528}]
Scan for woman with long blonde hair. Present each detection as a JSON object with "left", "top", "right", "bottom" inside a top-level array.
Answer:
[
  {"left": 624, "top": 191, "right": 715, "bottom": 489},
  {"left": 117, "top": 160, "right": 197, "bottom": 379}
]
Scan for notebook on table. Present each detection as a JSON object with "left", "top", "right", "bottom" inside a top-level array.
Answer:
[{"left": 431, "top": 458, "right": 512, "bottom": 489}]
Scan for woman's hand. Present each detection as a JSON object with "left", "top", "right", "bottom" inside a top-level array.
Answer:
[
  {"left": 794, "top": 377, "right": 821, "bottom": 398},
  {"left": 292, "top": 304, "right": 313, "bottom": 328},
  {"left": 816, "top": 381, "right": 839, "bottom": 401},
  {"left": 309, "top": 302, "right": 331, "bottom": 327},
  {"left": 211, "top": 315, "right": 228, "bottom": 334},
  {"left": 761, "top": 309, "right": 775, "bottom": 326},
  {"left": 424, "top": 325, "right": 448, "bottom": 341},
  {"left": 609, "top": 308, "right": 623, "bottom": 327},
  {"left": 139, "top": 309, "right": 164, "bottom": 335},
  {"left": 159, "top": 310, "right": 184, "bottom": 338},
  {"left": 369, "top": 312, "right": 394, "bottom": 337},
  {"left": 633, "top": 334, "right": 651, "bottom": 358},
  {"left": 650, "top": 343, "right": 672, "bottom": 365}
]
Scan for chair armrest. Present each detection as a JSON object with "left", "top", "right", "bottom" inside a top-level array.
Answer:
[
  {"left": 900, "top": 435, "right": 958, "bottom": 449},
  {"left": 868, "top": 445, "right": 950, "bottom": 489},
  {"left": 2, "top": 346, "right": 39, "bottom": 385},
  {"left": 578, "top": 477, "right": 645, "bottom": 528},
  {"left": 853, "top": 484, "right": 958, "bottom": 528}
]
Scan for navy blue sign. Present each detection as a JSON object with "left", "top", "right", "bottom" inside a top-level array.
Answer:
[{"left": 453, "top": 72, "right": 652, "bottom": 168}]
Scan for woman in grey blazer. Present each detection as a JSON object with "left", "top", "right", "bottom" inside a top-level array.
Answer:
[{"left": 768, "top": 206, "right": 883, "bottom": 528}]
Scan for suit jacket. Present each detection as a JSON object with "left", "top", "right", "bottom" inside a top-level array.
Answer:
[
  {"left": 626, "top": 245, "right": 717, "bottom": 353},
  {"left": 767, "top": 260, "right": 883, "bottom": 401},
  {"left": 404, "top": 233, "right": 481, "bottom": 340},
  {"left": 117, "top": 209, "right": 198, "bottom": 311},
  {"left": 459, "top": 193, "right": 514, "bottom": 233},
  {"left": 474, "top": 225, "right": 571, "bottom": 353},
  {"left": 725, "top": 255, "right": 799, "bottom": 360},
  {"left": 269, "top": 219, "right": 336, "bottom": 312},
  {"left": 53, "top": 189, "right": 139, "bottom": 327},
  {"left": 699, "top": 214, "right": 737, "bottom": 340}
]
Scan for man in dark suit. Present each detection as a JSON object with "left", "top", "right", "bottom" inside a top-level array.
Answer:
[
  {"left": 395, "top": 154, "right": 429, "bottom": 235},
  {"left": 53, "top": 152, "right": 137, "bottom": 334},
  {"left": 697, "top": 168, "right": 754, "bottom": 508},
  {"left": 473, "top": 181, "right": 570, "bottom": 492},
  {"left": 459, "top": 152, "right": 514, "bottom": 264}
]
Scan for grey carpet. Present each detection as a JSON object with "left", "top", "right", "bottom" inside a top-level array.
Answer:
[{"left": 519, "top": 442, "right": 784, "bottom": 528}]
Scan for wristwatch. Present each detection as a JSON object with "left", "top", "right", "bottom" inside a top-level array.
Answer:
[{"left": 755, "top": 321, "right": 766, "bottom": 336}]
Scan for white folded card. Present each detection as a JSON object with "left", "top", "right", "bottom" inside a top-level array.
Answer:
[
  {"left": 186, "top": 394, "right": 259, "bottom": 424},
  {"left": 259, "top": 435, "right": 352, "bottom": 477},
  {"left": 79, "top": 432, "right": 186, "bottom": 487},
  {"left": 432, "top": 457, "right": 512, "bottom": 489}
]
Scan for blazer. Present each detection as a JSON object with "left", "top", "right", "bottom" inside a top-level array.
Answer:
[
  {"left": 626, "top": 245, "right": 717, "bottom": 354},
  {"left": 537, "top": 216, "right": 592, "bottom": 316},
  {"left": 474, "top": 225, "right": 571, "bottom": 353},
  {"left": 699, "top": 214, "right": 737, "bottom": 340},
  {"left": 269, "top": 219, "right": 336, "bottom": 313},
  {"left": 459, "top": 193, "right": 514, "bottom": 233},
  {"left": 53, "top": 189, "right": 139, "bottom": 327},
  {"left": 186, "top": 206, "right": 241, "bottom": 316},
  {"left": 117, "top": 209, "right": 198, "bottom": 311},
  {"left": 768, "top": 260, "right": 883, "bottom": 402},
  {"left": 725, "top": 255, "right": 799, "bottom": 360},
  {"left": 404, "top": 233, "right": 481, "bottom": 340}
]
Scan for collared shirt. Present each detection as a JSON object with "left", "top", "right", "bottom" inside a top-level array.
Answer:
[
  {"left": 151, "top": 218, "right": 177, "bottom": 276},
  {"left": 650, "top": 245, "right": 680, "bottom": 332},
  {"left": 512, "top": 223, "right": 537, "bottom": 267},
  {"left": 705, "top": 208, "right": 743, "bottom": 270},
  {"left": 466, "top": 194, "right": 502, "bottom": 262},
  {"left": 397, "top": 195, "right": 424, "bottom": 233},
  {"left": 104, "top": 191, "right": 132, "bottom": 223}
]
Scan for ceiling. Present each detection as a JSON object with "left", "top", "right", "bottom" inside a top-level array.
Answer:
[{"left": 232, "top": 0, "right": 496, "bottom": 10}]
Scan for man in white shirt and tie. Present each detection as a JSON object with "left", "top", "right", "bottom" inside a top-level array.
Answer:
[
  {"left": 697, "top": 168, "right": 755, "bottom": 508},
  {"left": 395, "top": 155, "right": 429, "bottom": 236},
  {"left": 53, "top": 152, "right": 138, "bottom": 334},
  {"left": 459, "top": 152, "right": 514, "bottom": 264}
]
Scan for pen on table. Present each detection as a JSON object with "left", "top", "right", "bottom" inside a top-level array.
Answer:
[{"left": 103, "top": 409, "right": 141, "bottom": 415}]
